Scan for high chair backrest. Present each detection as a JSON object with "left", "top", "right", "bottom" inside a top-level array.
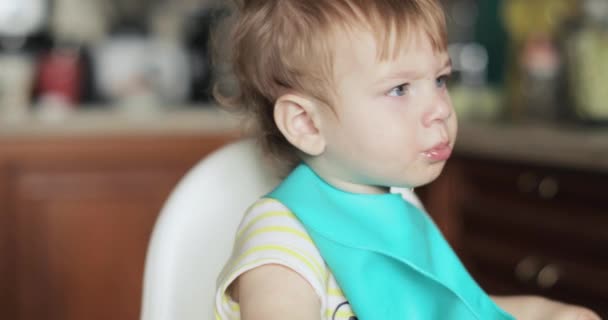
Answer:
[
  {"left": 140, "top": 138, "right": 424, "bottom": 320},
  {"left": 140, "top": 139, "right": 280, "bottom": 320}
]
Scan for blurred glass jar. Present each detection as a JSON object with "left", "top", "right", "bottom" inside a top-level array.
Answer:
[
  {"left": 0, "top": 54, "right": 35, "bottom": 122},
  {"left": 0, "top": 0, "right": 49, "bottom": 121},
  {"left": 562, "top": 0, "right": 608, "bottom": 124}
]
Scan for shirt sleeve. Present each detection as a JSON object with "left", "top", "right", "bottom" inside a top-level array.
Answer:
[{"left": 215, "top": 198, "right": 329, "bottom": 318}]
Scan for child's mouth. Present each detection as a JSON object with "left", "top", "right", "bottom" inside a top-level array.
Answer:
[{"left": 422, "top": 142, "right": 452, "bottom": 162}]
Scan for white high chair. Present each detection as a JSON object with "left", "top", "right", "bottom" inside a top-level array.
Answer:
[
  {"left": 140, "top": 138, "right": 424, "bottom": 320},
  {"left": 140, "top": 139, "right": 280, "bottom": 320}
]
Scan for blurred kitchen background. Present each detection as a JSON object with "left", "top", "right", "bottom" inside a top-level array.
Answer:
[
  {"left": 0, "top": 0, "right": 231, "bottom": 118},
  {"left": 1, "top": 0, "right": 608, "bottom": 124},
  {"left": 0, "top": 0, "right": 606, "bottom": 320}
]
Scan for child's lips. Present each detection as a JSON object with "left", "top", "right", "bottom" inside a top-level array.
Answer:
[{"left": 422, "top": 142, "right": 452, "bottom": 162}]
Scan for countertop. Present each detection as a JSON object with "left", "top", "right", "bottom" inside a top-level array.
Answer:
[
  {"left": 1, "top": 109, "right": 607, "bottom": 172},
  {"left": 0, "top": 106, "right": 244, "bottom": 137},
  {"left": 455, "top": 121, "right": 608, "bottom": 173}
]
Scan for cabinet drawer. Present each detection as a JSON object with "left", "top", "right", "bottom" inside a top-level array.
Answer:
[
  {"left": 451, "top": 156, "right": 608, "bottom": 317},
  {"left": 458, "top": 157, "right": 608, "bottom": 262},
  {"left": 460, "top": 157, "right": 608, "bottom": 213},
  {"left": 462, "top": 234, "right": 608, "bottom": 318},
  {"left": 461, "top": 197, "right": 608, "bottom": 266}
]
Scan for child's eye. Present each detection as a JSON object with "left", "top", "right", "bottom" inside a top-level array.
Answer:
[
  {"left": 387, "top": 84, "right": 409, "bottom": 97},
  {"left": 436, "top": 74, "right": 451, "bottom": 88}
]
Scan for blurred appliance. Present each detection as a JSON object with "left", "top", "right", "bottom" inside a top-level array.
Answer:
[
  {"left": 92, "top": 0, "right": 192, "bottom": 111},
  {"left": 93, "top": 34, "right": 191, "bottom": 111}
]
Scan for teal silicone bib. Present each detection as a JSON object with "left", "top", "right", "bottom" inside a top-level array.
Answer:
[{"left": 267, "top": 164, "right": 514, "bottom": 320}]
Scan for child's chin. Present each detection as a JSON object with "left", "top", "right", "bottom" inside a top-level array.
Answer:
[{"left": 419, "top": 167, "right": 446, "bottom": 186}]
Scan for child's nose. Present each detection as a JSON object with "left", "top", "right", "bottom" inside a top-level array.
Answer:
[{"left": 422, "top": 91, "right": 452, "bottom": 127}]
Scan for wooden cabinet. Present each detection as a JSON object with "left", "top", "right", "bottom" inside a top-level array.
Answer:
[
  {"left": 419, "top": 155, "right": 608, "bottom": 318},
  {"left": 0, "top": 133, "right": 235, "bottom": 320},
  {"left": 2, "top": 121, "right": 605, "bottom": 319}
]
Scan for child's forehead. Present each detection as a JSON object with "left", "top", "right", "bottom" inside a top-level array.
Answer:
[{"left": 332, "top": 25, "right": 446, "bottom": 72}]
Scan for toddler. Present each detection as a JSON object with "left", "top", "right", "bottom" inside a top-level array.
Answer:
[{"left": 213, "top": 1, "right": 601, "bottom": 319}]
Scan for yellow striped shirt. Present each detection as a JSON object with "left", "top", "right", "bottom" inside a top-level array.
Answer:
[{"left": 214, "top": 198, "right": 357, "bottom": 320}]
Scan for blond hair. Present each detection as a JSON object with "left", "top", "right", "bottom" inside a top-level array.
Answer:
[{"left": 214, "top": 0, "right": 447, "bottom": 169}]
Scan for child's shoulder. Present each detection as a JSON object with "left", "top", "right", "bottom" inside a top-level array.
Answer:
[
  {"left": 237, "top": 197, "right": 299, "bottom": 231},
  {"left": 233, "top": 197, "right": 317, "bottom": 250},
  {"left": 244, "top": 197, "right": 293, "bottom": 217},
  {"left": 230, "top": 197, "right": 326, "bottom": 274}
]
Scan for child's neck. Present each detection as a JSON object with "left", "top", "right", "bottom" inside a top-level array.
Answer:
[{"left": 302, "top": 161, "right": 391, "bottom": 195}]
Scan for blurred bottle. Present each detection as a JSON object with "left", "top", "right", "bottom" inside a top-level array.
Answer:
[
  {"left": 34, "top": 44, "right": 84, "bottom": 112},
  {"left": 32, "top": 0, "right": 107, "bottom": 118},
  {"left": 518, "top": 33, "right": 564, "bottom": 122},
  {"left": 501, "top": 0, "right": 576, "bottom": 122},
  {"left": 0, "top": 53, "right": 37, "bottom": 122},
  {"left": 52, "top": 0, "right": 107, "bottom": 104},
  {"left": 0, "top": 0, "right": 50, "bottom": 121},
  {"left": 562, "top": 0, "right": 608, "bottom": 124}
]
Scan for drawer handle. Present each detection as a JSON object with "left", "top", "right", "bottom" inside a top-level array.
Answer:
[
  {"left": 536, "top": 263, "right": 561, "bottom": 289},
  {"left": 538, "top": 176, "right": 559, "bottom": 199},
  {"left": 515, "top": 256, "right": 542, "bottom": 282}
]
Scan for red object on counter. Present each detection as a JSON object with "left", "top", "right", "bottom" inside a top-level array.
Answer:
[{"left": 36, "top": 47, "right": 83, "bottom": 106}]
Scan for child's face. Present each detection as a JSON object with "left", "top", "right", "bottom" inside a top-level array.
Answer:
[{"left": 314, "top": 27, "right": 457, "bottom": 194}]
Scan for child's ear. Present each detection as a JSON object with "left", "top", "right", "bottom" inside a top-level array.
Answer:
[{"left": 274, "top": 93, "right": 326, "bottom": 156}]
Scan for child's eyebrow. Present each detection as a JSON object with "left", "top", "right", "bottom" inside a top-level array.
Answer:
[
  {"left": 378, "top": 70, "right": 419, "bottom": 83},
  {"left": 374, "top": 57, "right": 453, "bottom": 85}
]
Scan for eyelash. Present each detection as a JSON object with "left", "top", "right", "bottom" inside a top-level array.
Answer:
[
  {"left": 386, "top": 73, "right": 452, "bottom": 97},
  {"left": 436, "top": 73, "right": 451, "bottom": 88},
  {"left": 387, "top": 84, "right": 409, "bottom": 97}
]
